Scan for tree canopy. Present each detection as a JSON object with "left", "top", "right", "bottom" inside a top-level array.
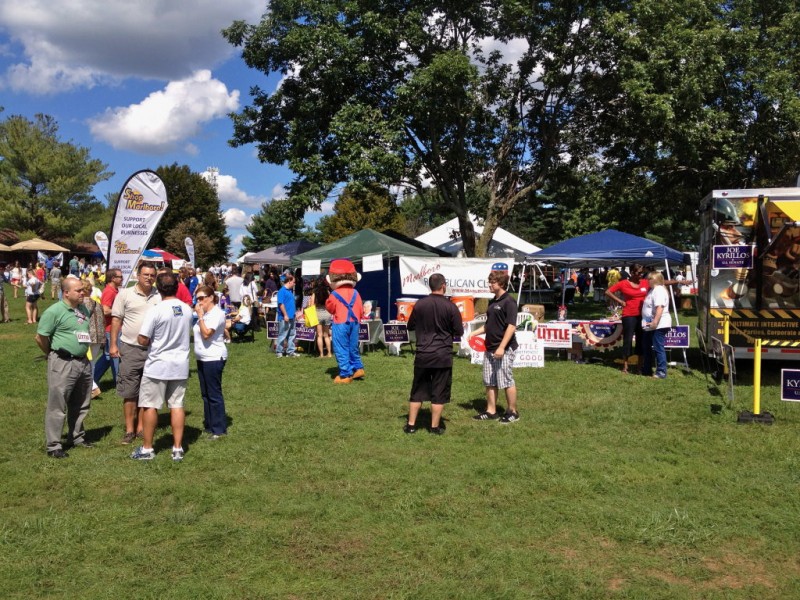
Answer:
[
  {"left": 150, "top": 164, "right": 230, "bottom": 264},
  {"left": 317, "top": 184, "right": 405, "bottom": 242},
  {"left": 241, "top": 197, "right": 315, "bottom": 253},
  {"left": 0, "top": 113, "right": 112, "bottom": 242},
  {"left": 225, "top": 1, "right": 800, "bottom": 254}
]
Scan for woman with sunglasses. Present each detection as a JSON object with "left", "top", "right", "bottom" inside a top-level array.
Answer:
[{"left": 193, "top": 285, "right": 228, "bottom": 438}]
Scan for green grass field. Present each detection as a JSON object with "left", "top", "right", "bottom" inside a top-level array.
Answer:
[{"left": 1, "top": 291, "right": 799, "bottom": 599}]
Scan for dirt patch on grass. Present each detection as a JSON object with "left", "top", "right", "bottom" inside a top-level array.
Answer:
[{"left": 701, "top": 553, "right": 775, "bottom": 590}]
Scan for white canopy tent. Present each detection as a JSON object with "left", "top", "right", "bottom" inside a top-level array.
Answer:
[{"left": 415, "top": 215, "right": 540, "bottom": 259}]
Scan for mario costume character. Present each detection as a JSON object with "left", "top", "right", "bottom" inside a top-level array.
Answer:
[{"left": 325, "top": 259, "right": 365, "bottom": 384}]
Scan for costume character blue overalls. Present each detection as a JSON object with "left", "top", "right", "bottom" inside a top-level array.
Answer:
[{"left": 325, "top": 259, "right": 365, "bottom": 384}]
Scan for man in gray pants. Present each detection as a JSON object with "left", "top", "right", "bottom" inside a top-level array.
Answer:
[{"left": 35, "top": 277, "right": 94, "bottom": 458}]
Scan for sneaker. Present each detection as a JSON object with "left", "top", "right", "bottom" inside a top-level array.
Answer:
[
  {"left": 275, "top": 354, "right": 284, "bottom": 358},
  {"left": 286, "top": 353, "right": 299, "bottom": 358},
  {"left": 91, "top": 387, "right": 101, "bottom": 399},
  {"left": 135, "top": 431, "right": 144, "bottom": 440},
  {"left": 68, "top": 440, "right": 94, "bottom": 449},
  {"left": 653, "top": 372, "right": 667, "bottom": 379},
  {"left": 47, "top": 449, "right": 69, "bottom": 459},
  {"left": 130, "top": 447, "right": 155, "bottom": 460},
  {"left": 429, "top": 426, "right": 445, "bottom": 435},
  {"left": 120, "top": 431, "right": 136, "bottom": 445},
  {"left": 209, "top": 434, "right": 225, "bottom": 440},
  {"left": 171, "top": 448, "right": 185, "bottom": 462},
  {"left": 473, "top": 411, "right": 499, "bottom": 421},
  {"left": 403, "top": 424, "right": 417, "bottom": 434},
  {"left": 499, "top": 412, "right": 520, "bottom": 424}
]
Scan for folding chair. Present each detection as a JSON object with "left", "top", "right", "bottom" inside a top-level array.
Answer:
[{"left": 232, "top": 318, "right": 256, "bottom": 343}]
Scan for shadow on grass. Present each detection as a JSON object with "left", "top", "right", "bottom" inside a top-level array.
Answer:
[
  {"left": 457, "top": 397, "right": 493, "bottom": 415},
  {"left": 397, "top": 407, "right": 448, "bottom": 430},
  {"left": 149, "top": 410, "right": 210, "bottom": 453},
  {"left": 84, "top": 425, "right": 113, "bottom": 444}
]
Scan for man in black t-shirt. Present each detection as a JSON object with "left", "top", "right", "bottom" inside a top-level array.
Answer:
[
  {"left": 405, "top": 273, "right": 464, "bottom": 435},
  {"left": 468, "top": 270, "right": 520, "bottom": 423}
]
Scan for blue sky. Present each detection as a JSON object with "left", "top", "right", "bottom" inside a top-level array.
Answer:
[{"left": 0, "top": 0, "right": 335, "bottom": 259}]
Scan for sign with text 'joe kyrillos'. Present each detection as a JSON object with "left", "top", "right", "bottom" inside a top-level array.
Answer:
[{"left": 107, "top": 170, "right": 168, "bottom": 287}]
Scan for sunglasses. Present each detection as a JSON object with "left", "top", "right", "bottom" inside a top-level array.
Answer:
[{"left": 196, "top": 295, "right": 209, "bottom": 300}]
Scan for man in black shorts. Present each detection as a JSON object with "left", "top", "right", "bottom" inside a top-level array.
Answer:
[{"left": 405, "top": 273, "right": 464, "bottom": 434}]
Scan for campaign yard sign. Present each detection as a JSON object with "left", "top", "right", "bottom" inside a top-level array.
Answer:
[
  {"left": 712, "top": 245, "right": 754, "bottom": 270},
  {"left": 266, "top": 322, "right": 317, "bottom": 341},
  {"left": 383, "top": 323, "right": 409, "bottom": 343},
  {"left": 781, "top": 369, "right": 800, "bottom": 402},
  {"left": 537, "top": 322, "right": 572, "bottom": 348},
  {"left": 664, "top": 325, "right": 691, "bottom": 348},
  {"left": 470, "top": 331, "right": 544, "bottom": 367}
]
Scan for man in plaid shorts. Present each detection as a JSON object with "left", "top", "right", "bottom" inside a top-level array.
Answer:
[{"left": 468, "top": 269, "right": 520, "bottom": 423}]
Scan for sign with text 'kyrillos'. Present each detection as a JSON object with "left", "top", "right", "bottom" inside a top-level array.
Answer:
[
  {"left": 781, "top": 369, "right": 800, "bottom": 402},
  {"left": 712, "top": 245, "right": 754, "bottom": 270},
  {"left": 664, "top": 325, "right": 691, "bottom": 348},
  {"left": 107, "top": 170, "right": 168, "bottom": 287}
]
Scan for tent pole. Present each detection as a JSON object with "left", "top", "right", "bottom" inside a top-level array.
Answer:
[
  {"left": 387, "top": 254, "right": 391, "bottom": 322},
  {"left": 664, "top": 258, "right": 689, "bottom": 370}
]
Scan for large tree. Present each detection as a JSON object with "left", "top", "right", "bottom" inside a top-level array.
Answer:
[
  {"left": 151, "top": 164, "right": 230, "bottom": 263},
  {"left": 223, "top": 1, "right": 619, "bottom": 256},
  {"left": 241, "top": 197, "right": 314, "bottom": 253},
  {"left": 225, "top": 1, "right": 800, "bottom": 255},
  {"left": 0, "top": 113, "right": 112, "bottom": 241},
  {"left": 317, "top": 183, "right": 405, "bottom": 242},
  {"left": 567, "top": 0, "right": 800, "bottom": 250}
]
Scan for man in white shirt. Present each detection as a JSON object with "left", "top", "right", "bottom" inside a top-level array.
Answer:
[
  {"left": 130, "top": 271, "right": 192, "bottom": 461},
  {"left": 110, "top": 263, "right": 161, "bottom": 444},
  {"left": 226, "top": 266, "right": 244, "bottom": 308}
]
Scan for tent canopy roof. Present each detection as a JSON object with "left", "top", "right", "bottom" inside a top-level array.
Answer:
[
  {"left": 10, "top": 237, "right": 70, "bottom": 252},
  {"left": 529, "top": 229, "right": 688, "bottom": 267},
  {"left": 415, "top": 215, "right": 540, "bottom": 258},
  {"left": 292, "top": 228, "right": 439, "bottom": 267},
  {"left": 243, "top": 240, "right": 320, "bottom": 265}
]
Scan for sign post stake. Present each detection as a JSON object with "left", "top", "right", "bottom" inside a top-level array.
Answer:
[{"left": 737, "top": 337, "right": 775, "bottom": 424}]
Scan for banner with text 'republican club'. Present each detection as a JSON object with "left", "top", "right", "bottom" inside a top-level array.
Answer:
[
  {"left": 107, "top": 170, "right": 168, "bottom": 287},
  {"left": 399, "top": 257, "right": 515, "bottom": 298}
]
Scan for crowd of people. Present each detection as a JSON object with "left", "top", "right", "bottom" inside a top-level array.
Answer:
[
  {"left": 28, "top": 250, "right": 692, "bottom": 460},
  {"left": 31, "top": 256, "right": 530, "bottom": 459}
]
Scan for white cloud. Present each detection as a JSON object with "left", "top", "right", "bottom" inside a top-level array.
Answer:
[
  {"left": 0, "top": 0, "right": 264, "bottom": 94},
  {"left": 223, "top": 208, "right": 252, "bottom": 229},
  {"left": 476, "top": 37, "right": 529, "bottom": 67},
  {"left": 309, "top": 200, "right": 336, "bottom": 216},
  {"left": 271, "top": 183, "right": 287, "bottom": 200},
  {"left": 202, "top": 170, "right": 268, "bottom": 208},
  {"left": 88, "top": 70, "right": 239, "bottom": 154}
]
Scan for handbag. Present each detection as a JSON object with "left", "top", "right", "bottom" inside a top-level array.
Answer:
[{"left": 303, "top": 305, "right": 319, "bottom": 327}]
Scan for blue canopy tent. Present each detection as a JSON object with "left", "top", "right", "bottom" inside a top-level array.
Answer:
[
  {"left": 529, "top": 229, "right": 688, "bottom": 267},
  {"left": 530, "top": 229, "right": 690, "bottom": 366}
]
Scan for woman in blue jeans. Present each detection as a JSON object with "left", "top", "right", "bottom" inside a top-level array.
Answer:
[
  {"left": 640, "top": 272, "right": 672, "bottom": 379},
  {"left": 193, "top": 285, "right": 228, "bottom": 437}
]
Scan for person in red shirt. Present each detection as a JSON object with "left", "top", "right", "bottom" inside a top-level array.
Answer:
[
  {"left": 605, "top": 264, "right": 649, "bottom": 374},
  {"left": 94, "top": 268, "right": 123, "bottom": 385}
]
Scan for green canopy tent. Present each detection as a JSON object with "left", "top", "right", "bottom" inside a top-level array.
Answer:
[{"left": 292, "top": 229, "right": 446, "bottom": 321}]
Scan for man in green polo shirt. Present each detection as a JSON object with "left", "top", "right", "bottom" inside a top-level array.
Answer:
[{"left": 36, "top": 277, "right": 93, "bottom": 459}]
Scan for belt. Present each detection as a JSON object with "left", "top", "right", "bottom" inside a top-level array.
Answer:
[{"left": 52, "top": 348, "right": 87, "bottom": 361}]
